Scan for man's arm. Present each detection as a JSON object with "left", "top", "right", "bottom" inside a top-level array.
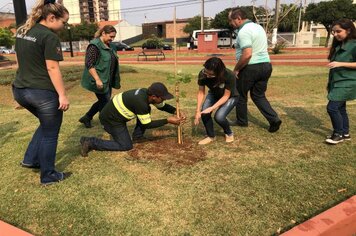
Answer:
[
  {"left": 156, "top": 103, "right": 176, "bottom": 114},
  {"left": 234, "top": 47, "right": 252, "bottom": 75}
]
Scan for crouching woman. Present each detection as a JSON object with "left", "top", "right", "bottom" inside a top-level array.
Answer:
[{"left": 194, "top": 57, "right": 239, "bottom": 145}]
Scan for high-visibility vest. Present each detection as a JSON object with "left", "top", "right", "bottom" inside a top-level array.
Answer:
[{"left": 112, "top": 92, "right": 152, "bottom": 124}]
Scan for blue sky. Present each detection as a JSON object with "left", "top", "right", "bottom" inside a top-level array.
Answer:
[{"left": 0, "top": 0, "right": 301, "bottom": 25}]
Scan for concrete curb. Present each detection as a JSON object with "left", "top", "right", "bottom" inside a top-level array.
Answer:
[
  {"left": 0, "top": 220, "right": 33, "bottom": 236},
  {"left": 281, "top": 195, "right": 356, "bottom": 236}
]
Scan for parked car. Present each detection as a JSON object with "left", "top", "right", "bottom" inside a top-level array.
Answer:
[
  {"left": 0, "top": 46, "right": 15, "bottom": 54},
  {"left": 110, "top": 42, "right": 134, "bottom": 51},
  {"left": 61, "top": 46, "right": 71, "bottom": 52},
  {"left": 141, "top": 43, "right": 173, "bottom": 50},
  {"left": 162, "top": 44, "right": 173, "bottom": 50}
]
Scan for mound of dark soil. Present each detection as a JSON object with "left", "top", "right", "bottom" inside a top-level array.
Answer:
[{"left": 128, "top": 137, "right": 207, "bottom": 166}]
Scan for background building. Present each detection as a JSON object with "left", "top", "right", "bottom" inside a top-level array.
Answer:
[
  {"left": 63, "top": 0, "right": 121, "bottom": 24},
  {"left": 142, "top": 18, "right": 191, "bottom": 42}
]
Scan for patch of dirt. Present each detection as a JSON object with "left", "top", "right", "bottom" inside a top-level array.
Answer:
[{"left": 128, "top": 137, "right": 207, "bottom": 167}]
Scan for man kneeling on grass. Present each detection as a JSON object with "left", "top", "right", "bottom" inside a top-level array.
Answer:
[{"left": 80, "top": 82, "right": 185, "bottom": 156}]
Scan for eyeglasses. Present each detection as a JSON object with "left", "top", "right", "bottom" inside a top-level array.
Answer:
[
  {"left": 202, "top": 68, "right": 216, "bottom": 78},
  {"left": 331, "top": 29, "right": 343, "bottom": 35}
]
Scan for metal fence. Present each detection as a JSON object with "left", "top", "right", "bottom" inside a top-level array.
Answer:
[{"left": 268, "top": 32, "right": 322, "bottom": 47}]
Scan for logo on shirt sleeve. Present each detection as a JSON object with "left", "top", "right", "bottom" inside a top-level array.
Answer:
[{"left": 56, "top": 47, "right": 62, "bottom": 55}]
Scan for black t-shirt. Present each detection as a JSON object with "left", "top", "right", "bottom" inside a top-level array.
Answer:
[
  {"left": 100, "top": 88, "right": 175, "bottom": 128},
  {"left": 13, "top": 24, "right": 63, "bottom": 91},
  {"left": 197, "top": 68, "right": 237, "bottom": 98}
]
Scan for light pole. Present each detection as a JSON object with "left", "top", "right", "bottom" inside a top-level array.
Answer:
[
  {"left": 67, "top": 26, "right": 74, "bottom": 57},
  {"left": 201, "top": 0, "right": 204, "bottom": 33},
  {"left": 297, "top": 0, "right": 302, "bottom": 32},
  {"left": 12, "top": 0, "right": 27, "bottom": 26}
]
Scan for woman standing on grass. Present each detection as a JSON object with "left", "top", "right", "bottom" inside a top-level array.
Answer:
[
  {"left": 79, "top": 25, "right": 121, "bottom": 128},
  {"left": 194, "top": 57, "right": 239, "bottom": 145},
  {"left": 12, "top": 0, "right": 71, "bottom": 185},
  {"left": 325, "top": 18, "right": 356, "bottom": 144}
]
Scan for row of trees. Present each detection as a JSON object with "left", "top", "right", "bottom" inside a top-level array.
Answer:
[
  {"left": 1, "top": 0, "right": 355, "bottom": 47},
  {"left": 0, "top": 21, "right": 98, "bottom": 48},
  {"left": 58, "top": 21, "right": 98, "bottom": 42},
  {"left": 183, "top": 0, "right": 356, "bottom": 46},
  {"left": 183, "top": 5, "right": 301, "bottom": 35}
]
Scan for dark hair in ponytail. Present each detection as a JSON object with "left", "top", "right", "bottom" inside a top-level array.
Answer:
[{"left": 17, "top": 0, "right": 68, "bottom": 35}]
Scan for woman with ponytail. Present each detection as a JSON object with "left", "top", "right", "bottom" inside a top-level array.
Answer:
[
  {"left": 12, "top": 0, "right": 71, "bottom": 185},
  {"left": 79, "top": 25, "right": 121, "bottom": 128}
]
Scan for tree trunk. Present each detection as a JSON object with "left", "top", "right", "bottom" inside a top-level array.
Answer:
[
  {"left": 324, "top": 25, "right": 331, "bottom": 48},
  {"left": 175, "top": 83, "right": 183, "bottom": 144}
]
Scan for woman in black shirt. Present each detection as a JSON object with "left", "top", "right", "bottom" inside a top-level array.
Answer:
[{"left": 194, "top": 57, "right": 239, "bottom": 145}]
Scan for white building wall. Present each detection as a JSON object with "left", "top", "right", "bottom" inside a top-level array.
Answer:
[
  {"left": 114, "top": 20, "right": 142, "bottom": 41},
  {"left": 63, "top": 0, "right": 81, "bottom": 24},
  {"left": 108, "top": 0, "right": 121, "bottom": 21}
]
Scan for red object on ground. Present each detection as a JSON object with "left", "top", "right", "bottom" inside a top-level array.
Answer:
[
  {"left": 0, "top": 220, "right": 33, "bottom": 236},
  {"left": 281, "top": 195, "right": 356, "bottom": 236}
]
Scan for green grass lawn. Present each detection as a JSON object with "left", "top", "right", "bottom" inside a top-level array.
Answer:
[{"left": 0, "top": 64, "right": 355, "bottom": 235}]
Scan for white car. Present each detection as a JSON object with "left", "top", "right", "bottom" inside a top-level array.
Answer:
[{"left": 0, "top": 47, "right": 15, "bottom": 54}]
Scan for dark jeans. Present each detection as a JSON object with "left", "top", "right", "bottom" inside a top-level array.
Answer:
[
  {"left": 91, "top": 123, "right": 133, "bottom": 151},
  {"left": 132, "top": 119, "right": 146, "bottom": 140},
  {"left": 327, "top": 100, "right": 349, "bottom": 135},
  {"left": 201, "top": 93, "right": 238, "bottom": 137},
  {"left": 12, "top": 86, "right": 63, "bottom": 183},
  {"left": 86, "top": 89, "right": 112, "bottom": 119},
  {"left": 235, "top": 63, "right": 279, "bottom": 125}
]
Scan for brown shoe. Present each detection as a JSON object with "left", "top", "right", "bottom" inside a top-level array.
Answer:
[
  {"left": 225, "top": 134, "right": 234, "bottom": 143},
  {"left": 198, "top": 137, "right": 215, "bottom": 145},
  {"left": 80, "top": 137, "right": 93, "bottom": 157}
]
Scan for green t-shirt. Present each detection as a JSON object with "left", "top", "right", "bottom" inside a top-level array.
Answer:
[
  {"left": 13, "top": 24, "right": 63, "bottom": 91},
  {"left": 235, "top": 21, "right": 270, "bottom": 64},
  {"left": 197, "top": 68, "right": 238, "bottom": 98}
]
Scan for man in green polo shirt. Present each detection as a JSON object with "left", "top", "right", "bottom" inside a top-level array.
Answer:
[
  {"left": 80, "top": 82, "right": 185, "bottom": 156},
  {"left": 228, "top": 8, "right": 282, "bottom": 133}
]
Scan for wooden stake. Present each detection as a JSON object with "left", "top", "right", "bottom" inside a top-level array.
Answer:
[{"left": 174, "top": 7, "right": 183, "bottom": 144}]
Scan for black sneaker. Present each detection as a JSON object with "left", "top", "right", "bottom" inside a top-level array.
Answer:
[
  {"left": 20, "top": 161, "right": 40, "bottom": 169},
  {"left": 79, "top": 115, "right": 93, "bottom": 128},
  {"left": 343, "top": 134, "right": 351, "bottom": 141},
  {"left": 80, "top": 136, "right": 93, "bottom": 157},
  {"left": 325, "top": 133, "right": 344, "bottom": 144},
  {"left": 268, "top": 120, "right": 282, "bottom": 133},
  {"left": 41, "top": 172, "right": 72, "bottom": 186},
  {"left": 326, "top": 133, "right": 351, "bottom": 141}
]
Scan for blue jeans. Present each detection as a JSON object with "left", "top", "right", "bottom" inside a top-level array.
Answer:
[
  {"left": 201, "top": 93, "right": 238, "bottom": 137},
  {"left": 12, "top": 86, "right": 63, "bottom": 183},
  {"left": 86, "top": 89, "right": 112, "bottom": 119},
  {"left": 91, "top": 123, "right": 133, "bottom": 151},
  {"left": 327, "top": 100, "right": 349, "bottom": 135},
  {"left": 235, "top": 63, "right": 280, "bottom": 125}
]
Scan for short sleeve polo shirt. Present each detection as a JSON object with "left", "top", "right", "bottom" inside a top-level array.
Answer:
[
  {"left": 235, "top": 21, "right": 270, "bottom": 64},
  {"left": 13, "top": 24, "right": 63, "bottom": 91}
]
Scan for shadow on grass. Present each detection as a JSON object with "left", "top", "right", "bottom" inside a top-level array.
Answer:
[
  {"left": 0, "top": 121, "right": 18, "bottom": 148},
  {"left": 55, "top": 125, "right": 84, "bottom": 171},
  {"left": 227, "top": 111, "right": 269, "bottom": 130},
  {"left": 283, "top": 106, "right": 330, "bottom": 136}
]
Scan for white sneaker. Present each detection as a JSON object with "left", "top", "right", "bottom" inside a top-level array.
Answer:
[
  {"left": 225, "top": 134, "right": 234, "bottom": 143},
  {"left": 198, "top": 137, "right": 215, "bottom": 145}
]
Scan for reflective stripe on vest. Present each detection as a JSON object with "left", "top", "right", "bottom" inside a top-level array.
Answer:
[
  {"left": 112, "top": 93, "right": 136, "bottom": 120},
  {"left": 137, "top": 114, "right": 151, "bottom": 125}
]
